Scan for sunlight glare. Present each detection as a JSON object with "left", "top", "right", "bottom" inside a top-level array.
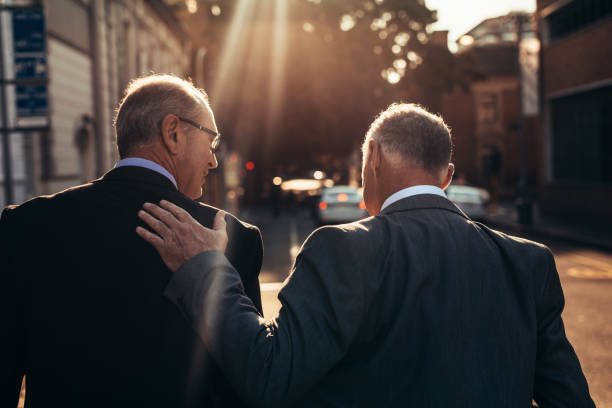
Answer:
[
  {"left": 340, "top": 14, "right": 356, "bottom": 31},
  {"left": 459, "top": 35, "right": 474, "bottom": 46},
  {"left": 409, "top": 21, "right": 422, "bottom": 31},
  {"left": 393, "top": 58, "right": 407, "bottom": 69},
  {"left": 387, "top": 71, "right": 401, "bottom": 84},
  {"left": 265, "top": 0, "right": 288, "bottom": 154},
  {"left": 186, "top": 0, "right": 197, "bottom": 14},
  {"left": 210, "top": 0, "right": 256, "bottom": 108},
  {"left": 302, "top": 22, "right": 315, "bottom": 32},
  {"left": 394, "top": 32, "right": 410, "bottom": 46}
]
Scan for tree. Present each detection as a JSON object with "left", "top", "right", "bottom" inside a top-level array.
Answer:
[{"left": 169, "top": 0, "right": 475, "bottom": 180}]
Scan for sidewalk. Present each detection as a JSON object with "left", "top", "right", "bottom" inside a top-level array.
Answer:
[{"left": 481, "top": 202, "right": 612, "bottom": 251}]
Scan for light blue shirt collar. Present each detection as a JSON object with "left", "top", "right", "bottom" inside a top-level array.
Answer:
[
  {"left": 380, "top": 185, "right": 447, "bottom": 212},
  {"left": 114, "top": 157, "right": 178, "bottom": 189}
]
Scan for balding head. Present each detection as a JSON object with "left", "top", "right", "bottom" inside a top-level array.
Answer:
[
  {"left": 114, "top": 74, "right": 211, "bottom": 158},
  {"left": 362, "top": 103, "right": 453, "bottom": 174},
  {"left": 361, "top": 103, "right": 455, "bottom": 215}
]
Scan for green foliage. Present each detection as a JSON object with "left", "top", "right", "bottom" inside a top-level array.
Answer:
[{"left": 173, "top": 0, "right": 477, "bottom": 171}]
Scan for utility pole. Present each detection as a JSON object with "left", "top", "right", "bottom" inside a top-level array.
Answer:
[{"left": 0, "top": 9, "right": 15, "bottom": 205}]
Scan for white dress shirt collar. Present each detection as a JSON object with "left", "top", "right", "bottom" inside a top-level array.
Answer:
[
  {"left": 114, "top": 157, "right": 178, "bottom": 189},
  {"left": 380, "top": 185, "right": 447, "bottom": 212}
]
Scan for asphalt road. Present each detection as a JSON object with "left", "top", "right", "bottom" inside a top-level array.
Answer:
[{"left": 241, "top": 206, "right": 612, "bottom": 407}]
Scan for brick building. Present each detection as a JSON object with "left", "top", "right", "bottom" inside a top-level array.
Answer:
[
  {"left": 537, "top": 0, "right": 612, "bottom": 223},
  {"left": 441, "top": 12, "right": 540, "bottom": 198}
]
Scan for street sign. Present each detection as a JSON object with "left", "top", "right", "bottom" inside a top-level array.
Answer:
[
  {"left": 11, "top": 8, "right": 48, "bottom": 125},
  {"left": 13, "top": 9, "right": 47, "bottom": 79}
]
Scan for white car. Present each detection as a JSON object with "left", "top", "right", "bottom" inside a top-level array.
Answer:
[
  {"left": 315, "top": 186, "right": 368, "bottom": 225},
  {"left": 445, "top": 185, "right": 490, "bottom": 220}
]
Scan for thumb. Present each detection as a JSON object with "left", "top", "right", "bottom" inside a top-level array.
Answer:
[{"left": 213, "top": 210, "right": 227, "bottom": 232}]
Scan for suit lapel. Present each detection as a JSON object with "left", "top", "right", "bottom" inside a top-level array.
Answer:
[{"left": 380, "top": 194, "right": 471, "bottom": 221}]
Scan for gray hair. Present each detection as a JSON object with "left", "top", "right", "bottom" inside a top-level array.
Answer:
[
  {"left": 114, "top": 74, "right": 210, "bottom": 158},
  {"left": 362, "top": 103, "right": 453, "bottom": 173}
]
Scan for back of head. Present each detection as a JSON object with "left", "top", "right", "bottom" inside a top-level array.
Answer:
[
  {"left": 363, "top": 103, "right": 452, "bottom": 174},
  {"left": 114, "top": 74, "right": 209, "bottom": 158}
]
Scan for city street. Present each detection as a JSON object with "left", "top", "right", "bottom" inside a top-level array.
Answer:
[{"left": 242, "top": 206, "right": 612, "bottom": 407}]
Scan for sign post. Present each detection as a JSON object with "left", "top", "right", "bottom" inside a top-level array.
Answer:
[{"left": 0, "top": 5, "right": 48, "bottom": 206}]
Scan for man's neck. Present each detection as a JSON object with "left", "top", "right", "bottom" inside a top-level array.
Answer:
[
  {"left": 125, "top": 147, "right": 176, "bottom": 179},
  {"left": 379, "top": 168, "right": 441, "bottom": 202}
]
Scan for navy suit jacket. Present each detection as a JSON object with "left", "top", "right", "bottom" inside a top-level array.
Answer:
[
  {"left": 0, "top": 166, "right": 263, "bottom": 407},
  {"left": 166, "top": 194, "right": 594, "bottom": 407}
]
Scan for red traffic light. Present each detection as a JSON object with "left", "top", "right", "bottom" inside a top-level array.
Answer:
[{"left": 245, "top": 161, "right": 255, "bottom": 171}]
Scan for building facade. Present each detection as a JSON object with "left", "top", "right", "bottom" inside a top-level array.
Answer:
[
  {"left": 441, "top": 12, "right": 540, "bottom": 199},
  {"left": 1, "top": 0, "right": 191, "bottom": 207},
  {"left": 537, "top": 0, "right": 612, "bottom": 223}
]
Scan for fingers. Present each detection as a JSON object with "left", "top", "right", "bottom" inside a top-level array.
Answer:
[
  {"left": 143, "top": 202, "right": 178, "bottom": 229},
  {"left": 136, "top": 226, "right": 164, "bottom": 251},
  {"left": 213, "top": 210, "right": 227, "bottom": 231},
  {"left": 138, "top": 209, "right": 171, "bottom": 237},
  {"left": 159, "top": 200, "right": 190, "bottom": 222}
]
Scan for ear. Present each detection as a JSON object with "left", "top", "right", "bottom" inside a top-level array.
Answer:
[
  {"left": 369, "top": 140, "right": 382, "bottom": 175},
  {"left": 441, "top": 163, "right": 455, "bottom": 190},
  {"left": 160, "top": 114, "right": 181, "bottom": 155}
]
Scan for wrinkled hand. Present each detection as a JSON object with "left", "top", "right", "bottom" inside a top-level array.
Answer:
[{"left": 136, "top": 200, "right": 228, "bottom": 272}]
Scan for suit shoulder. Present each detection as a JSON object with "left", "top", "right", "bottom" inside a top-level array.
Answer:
[
  {"left": 302, "top": 216, "right": 379, "bottom": 253},
  {"left": 191, "top": 201, "right": 261, "bottom": 235},
  {"left": 476, "top": 222, "right": 553, "bottom": 258}
]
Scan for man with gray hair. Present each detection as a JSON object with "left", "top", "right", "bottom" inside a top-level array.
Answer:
[
  {"left": 138, "top": 103, "right": 594, "bottom": 407},
  {"left": 0, "top": 74, "right": 263, "bottom": 407}
]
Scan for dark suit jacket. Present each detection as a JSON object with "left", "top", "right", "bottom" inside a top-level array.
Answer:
[
  {"left": 166, "top": 194, "right": 594, "bottom": 407},
  {"left": 0, "top": 166, "right": 263, "bottom": 408}
]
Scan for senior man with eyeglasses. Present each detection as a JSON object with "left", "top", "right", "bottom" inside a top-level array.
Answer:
[{"left": 0, "top": 74, "right": 263, "bottom": 407}]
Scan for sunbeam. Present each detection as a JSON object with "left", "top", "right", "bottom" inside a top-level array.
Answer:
[
  {"left": 264, "top": 0, "right": 288, "bottom": 160},
  {"left": 210, "top": 0, "right": 256, "bottom": 110}
]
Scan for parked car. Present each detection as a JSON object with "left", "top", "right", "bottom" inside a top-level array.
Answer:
[
  {"left": 315, "top": 186, "right": 368, "bottom": 225},
  {"left": 445, "top": 184, "right": 490, "bottom": 220}
]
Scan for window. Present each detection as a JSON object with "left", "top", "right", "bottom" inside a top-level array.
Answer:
[
  {"left": 477, "top": 93, "right": 499, "bottom": 125},
  {"left": 548, "top": 0, "right": 612, "bottom": 41},
  {"left": 551, "top": 85, "right": 612, "bottom": 184}
]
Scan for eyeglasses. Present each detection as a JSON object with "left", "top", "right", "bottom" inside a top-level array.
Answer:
[{"left": 178, "top": 116, "right": 221, "bottom": 153}]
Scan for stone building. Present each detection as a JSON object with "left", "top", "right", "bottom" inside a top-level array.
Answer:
[{"left": 0, "top": 0, "right": 191, "bottom": 206}]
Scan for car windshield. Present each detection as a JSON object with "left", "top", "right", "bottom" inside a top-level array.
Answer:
[{"left": 322, "top": 187, "right": 361, "bottom": 202}]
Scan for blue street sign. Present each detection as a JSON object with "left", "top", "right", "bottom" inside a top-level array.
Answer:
[
  {"left": 11, "top": 9, "right": 48, "bottom": 122},
  {"left": 16, "top": 85, "right": 47, "bottom": 117}
]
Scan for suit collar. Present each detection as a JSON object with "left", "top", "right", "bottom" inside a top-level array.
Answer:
[
  {"left": 379, "top": 193, "right": 470, "bottom": 220},
  {"left": 100, "top": 165, "right": 179, "bottom": 192}
]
